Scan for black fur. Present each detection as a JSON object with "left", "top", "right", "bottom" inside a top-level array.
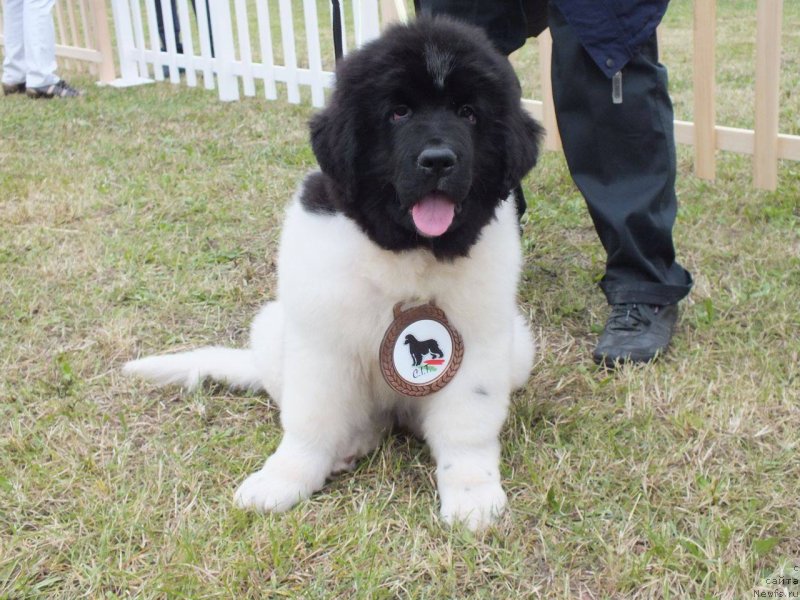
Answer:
[
  {"left": 299, "top": 171, "right": 339, "bottom": 215},
  {"left": 309, "top": 17, "right": 543, "bottom": 259}
]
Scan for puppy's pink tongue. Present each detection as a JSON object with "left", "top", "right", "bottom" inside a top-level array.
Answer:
[{"left": 411, "top": 194, "right": 455, "bottom": 237}]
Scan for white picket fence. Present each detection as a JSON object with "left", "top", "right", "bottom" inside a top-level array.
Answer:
[{"left": 109, "top": 0, "right": 405, "bottom": 105}]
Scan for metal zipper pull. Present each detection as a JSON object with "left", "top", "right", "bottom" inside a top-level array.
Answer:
[{"left": 612, "top": 70, "right": 623, "bottom": 104}]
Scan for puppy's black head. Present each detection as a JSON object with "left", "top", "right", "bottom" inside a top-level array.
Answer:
[{"left": 310, "top": 17, "right": 542, "bottom": 259}]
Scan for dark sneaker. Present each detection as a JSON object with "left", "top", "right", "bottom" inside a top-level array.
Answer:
[
  {"left": 593, "top": 303, "right": 678, "bottom": 367},
  {"left": 2, "top": 81, "right": 26, "bottom": 95},
  {"left": 26, "top": 79, "right": 82, "bottom": 99}
]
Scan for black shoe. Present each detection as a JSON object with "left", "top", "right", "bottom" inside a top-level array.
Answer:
[
  {"left": 2, "top": 81, "right": 26, "bottom": 95},
  {"left": 26, "top": 79, "right": 82, "bottom": 99},
  {"left": 593, "top": 303, "right": 678, "bottom": 367}
]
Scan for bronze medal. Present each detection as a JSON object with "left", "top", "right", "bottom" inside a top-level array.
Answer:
[{"left": 379, "top": 301, "right": 464, "bottom": 397}]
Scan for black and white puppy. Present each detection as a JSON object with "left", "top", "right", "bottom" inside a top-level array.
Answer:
[{"left": 125, "top": 17, "right": 543, "bottom": 530}]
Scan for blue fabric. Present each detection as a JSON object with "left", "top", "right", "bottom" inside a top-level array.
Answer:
[
  {"left": 418, "top": 0, "right": 670, "bottom": 78},
  {"left": 553, "top": 0, "right": 669, "bottom": 78}
]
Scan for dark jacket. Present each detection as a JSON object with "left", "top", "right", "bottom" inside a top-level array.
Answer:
[
  {"left": 417, "top": 0, "right": 669, "bottom": 78},
  {"left": 553, "top": 0, "right": 669, "bottom": 78},
  {"left": 416, "top": 0, "right": 547, "bottom": 56}
]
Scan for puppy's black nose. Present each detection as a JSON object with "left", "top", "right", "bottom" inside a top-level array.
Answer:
[{"left": 417, "top": 147, "right": 457, "bottom": 176}]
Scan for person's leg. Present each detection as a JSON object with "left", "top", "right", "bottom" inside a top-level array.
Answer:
[
  {"left": 22, "top": 0, "right": 59, "bottom": 89},
  {"left": 155, "top": 0, "right": 167, "bottom": 49},
  {"left": 189, "top": 0, "right": 215, "bottom": 57},
  {"left": 171, "top": 0, "right": 183, "bottom": 55},
  {"left": 155, "top": 0, "right": 184, "bottom": 53},
  {"left": 20, "top": 0, "right": 81, "bottom": 99},
  {"left": 549, "top": 3, "right": 691, "bottom": 363},
  {"left": 2, "top": 0, "right": 27, "bottom": 90},
  {"left": 205, "top": 0, "right": 215, "bottom": 57}
]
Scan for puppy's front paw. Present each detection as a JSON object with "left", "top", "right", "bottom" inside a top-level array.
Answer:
[
  {"left": 233, "top": 467, "right": 311, "bottom": 513},
  {"left": 439, "top": 480, "right": 507, "bottom": 531}
]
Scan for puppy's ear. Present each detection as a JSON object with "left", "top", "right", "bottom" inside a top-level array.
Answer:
[
  {"left": 309, "top": 109, "right": 338, "bottom": 175},
  {"left": 503, "top": 107, "right": 544, "bottom": 194},
  {"left": 309, "top": 101, "right": 357, "bottom": 202}
]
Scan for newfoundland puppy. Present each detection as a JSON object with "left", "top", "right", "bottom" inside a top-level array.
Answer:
[{"left": 124, "top": 17, "right": 542, "bottom": 530}]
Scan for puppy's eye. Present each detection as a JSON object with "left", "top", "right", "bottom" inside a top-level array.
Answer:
[
  {"left": 457, "top": 105, "right": 477, "bottom": 123},
  {"left": 390, "top": 105, "right": 412, "bottom": 122}
]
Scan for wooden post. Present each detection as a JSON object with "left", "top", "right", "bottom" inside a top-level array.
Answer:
[
  {"left": 109, "top": 0, "right": 145, "bottom": 83},
  {"left": 64, "top": 0, "right": 81, "bottom": 70},
  {"left": 77, "top": 0, "right": 93, "bottom": 73},
  {"left": 753, "top": 0, "right": 783, "bottom": 190},
  {"left": 538, "top": 30, "right": 562, "bottom": 151},
  {"left": 693, "top": 0, "right": 716, "bottom": 180},
  {"left": 54, "top": 2, "right": 73, "bottom": 71},
  {"left": 193, "top": 0, "right": 215, "bottom": 89},
  {"left": 254, "top": 0, "right": 277, "bottom": 98},
  {"left": 355, "top": 0, "right": 381, "bottom": 46},
  {"left": 380, "top": 0, "right": 408, "bottom": 28},
  {"left": 175, "top": 0, "right": 197, "bottom": 88},
  {"left": 303, "top": 0, "right": 325, "bottom": 107},
  {"left": 208, "top": 0, "right": 240, "bottom": 101},
  {"left": 159, "top": 0, "right": 180, "bottom": 82},
  {"left": 277, "top": 0, "right": 299, "bottom": 103},
  {"left": 233, "top": 0, "right": 256, "bottom": 97},
  {"left": 90, "top": 0, "right": 116, "bottom": 82}
]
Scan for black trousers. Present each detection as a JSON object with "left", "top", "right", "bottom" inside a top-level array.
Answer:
[
  {"left": 549, "top": 4, "right": 691, "bottom": 305},
  {"left": 418, "top": 0, "right": 692, "bottom": 306},
  {"left": 155, "top": 0, "right": 215, "bottom": 57}
]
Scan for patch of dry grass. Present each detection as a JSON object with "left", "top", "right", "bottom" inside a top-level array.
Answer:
[{"left": 1, "top": 2, "right": 799, "bottom": 598}]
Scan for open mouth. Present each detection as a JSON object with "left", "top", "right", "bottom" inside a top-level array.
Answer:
[{"left": 410, "top": 192, "right": 457, "bottom": 238}]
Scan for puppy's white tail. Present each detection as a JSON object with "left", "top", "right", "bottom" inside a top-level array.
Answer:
[{"left": 123, "top": 347, "right": 262, "bottom": 391}]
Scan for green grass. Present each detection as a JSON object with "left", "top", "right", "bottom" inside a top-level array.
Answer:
[{"left": 1, "top": 2, "right": 799, "bottom": 598}]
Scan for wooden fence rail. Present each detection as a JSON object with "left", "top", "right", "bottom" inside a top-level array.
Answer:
[{"left": 1, "top": 0, "right": 797, "bottom": 190}]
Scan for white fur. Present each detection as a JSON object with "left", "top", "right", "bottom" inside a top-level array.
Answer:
[{"left": 124, "top": 184, "right": 535, "bottom": 531}]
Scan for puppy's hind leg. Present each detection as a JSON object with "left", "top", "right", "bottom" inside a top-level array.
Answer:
[
  {"left": 249, "top": 302, "right": 286, "bottom": 403},
  {"left": 234, "top": 332, "right": 371, "bottom": 513},
  {"left": 510, "top": 311, "right": 535, "bottom": 391}
]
